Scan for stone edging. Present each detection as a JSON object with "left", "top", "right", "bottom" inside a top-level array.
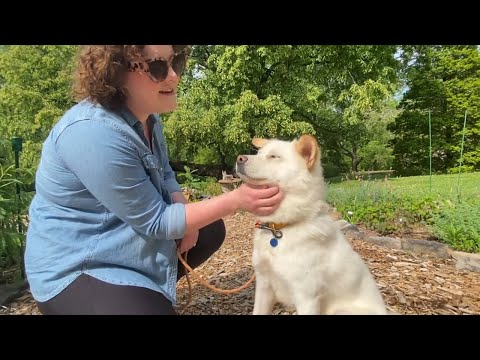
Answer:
[
  {"left": 337, "top": 221, "right": 480, "bottom": 273},
  {"left": 0, "top": 280, "right": 28, "bottom": 307}
]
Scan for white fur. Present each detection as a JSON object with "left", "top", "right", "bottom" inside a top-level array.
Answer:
[{"left": 236, "top": 136, "right": 387, "bottom": 315}]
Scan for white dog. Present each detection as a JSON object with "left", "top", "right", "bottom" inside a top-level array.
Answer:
[{"left": 235, "top": 135, "right": 387, "bottom": 315}]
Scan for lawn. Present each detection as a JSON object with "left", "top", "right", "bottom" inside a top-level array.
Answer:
[{"left": 326, "top": 172, "right": 480, "bottom": 253}]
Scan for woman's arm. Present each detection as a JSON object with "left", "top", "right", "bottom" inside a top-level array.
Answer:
[
  {"left": 56, "top": 119, "right": 186, "bottom": 241},
  {"left": 183, "top": 184, "right": 282, "bottom": 233}
]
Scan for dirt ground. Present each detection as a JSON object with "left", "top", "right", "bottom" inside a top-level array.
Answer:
[{"left": 1, "top": 211, "right": 480, "bottom": 315}]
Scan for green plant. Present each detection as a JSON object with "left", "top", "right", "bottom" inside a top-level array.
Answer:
[
  {"left": 431, "top": 200, "right": 480, "bottom": 253},
  {"left": 447, "top": 165, "right": 475, "bottom": 174},
  {"left": 203, "top": 180, "right": 223, "bottom": 197},
  {"left": 0, "top": 163, "right": 34, "bottom": 274},
  {"left": 177, "top": 166, "right": 223, "bottom": 201},
  {"left": 177, "top": 166, "right": 202, "bottom": 191},
  {"left": 328, "top": 178, "right": 443, "bottom": 235},
  {"left": 327, "top": 180, "right": 402, "bottom": 234}
]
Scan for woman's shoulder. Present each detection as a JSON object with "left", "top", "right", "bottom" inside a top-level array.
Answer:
[
  {"left": 53, "top": 100, "right": 130, "bottom": 136},
  {"left": 50, "top": 101, "right": 148, "bottom": 154},
  {"left": 62, "top": 99, "right": 119, "bottom": 122}
]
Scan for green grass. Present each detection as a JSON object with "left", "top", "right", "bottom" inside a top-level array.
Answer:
[
  {"left": 382, "top": 172, "right": 479, "bottom": 199},
  {"left": 328, "top": 172, "right": 480, "bottom": 200},
  {"left": 326, "top": 172, "right": 480, "bottom": 253}
]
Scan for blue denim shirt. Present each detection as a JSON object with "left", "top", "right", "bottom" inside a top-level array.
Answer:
[{"left": 24, "top": 99, "right": 186, "bottom": 305}]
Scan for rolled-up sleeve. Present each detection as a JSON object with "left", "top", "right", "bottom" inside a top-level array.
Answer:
[{"left": 55, "top": 119, "right": 186, "bottom": 241}]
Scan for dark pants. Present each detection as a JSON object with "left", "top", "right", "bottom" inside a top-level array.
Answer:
[{"left": 36, "top": 219, "right": 226, "bottom": 315}]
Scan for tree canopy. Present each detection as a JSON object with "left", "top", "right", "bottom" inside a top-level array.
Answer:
[
  {"left": 0, "top": 45, "right": 478, "bottom": 178},
  {"left": 389, "top": 45, "right": 480, "bottom": 175}
]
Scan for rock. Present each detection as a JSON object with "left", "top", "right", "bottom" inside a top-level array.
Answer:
[
  {"left": 337, "top": 220, "right": 356, "bottom": 231},
  {"left": 0, "top": 280, "right": 28, "bottom": 307},
  {"left": 346, "top": 230, "right": 368, "bottom": 241},
  {"left": 367, "top": 236, "right": 402, "bottom": 250},
  {"left": 450, "top": 251, "right": 480, "bottom": 272},
  {"left": 402, "top": 239, "right": 450, "bottom": 258}
]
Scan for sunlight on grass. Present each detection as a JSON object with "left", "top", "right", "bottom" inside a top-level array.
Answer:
[
  {"left": 326, "top": 172, "right": 480, "bottom": 253},
  {"left": 328, "top": 172, "right": 480, "bottom": 200}
]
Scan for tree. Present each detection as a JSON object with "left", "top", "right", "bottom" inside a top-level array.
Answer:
[
  {"left": 0, "top": 45, "right": 78, "bottom": 169},
  {"left": 389, "top": 46, "right": 480, "bottom": 175},
  {"left": 438, "top": 46, "right": 480, "bottom": 172},
  {"left": 164, "top": 45, "right": 400, "bottom": 174},
  {"left": 164, "top": 45, "right": 317, "bottom": 169},
  {"left": 357, "top": 100, "right": 400, "bottom": 171}
]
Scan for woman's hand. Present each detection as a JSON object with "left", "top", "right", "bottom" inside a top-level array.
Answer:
[
  {"left": 177, "top": 229, "right": 200, "bottom": 254},
  {"left": 231, "top": 183, "right": 284, "bottom": 216}
]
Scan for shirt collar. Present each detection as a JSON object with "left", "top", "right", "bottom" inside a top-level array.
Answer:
[
  {"left": 117, "top": 107, "right": 160, "bottom": 130},
  {"left": 117, "top": 106, "right": 140, "bottom": 127}
]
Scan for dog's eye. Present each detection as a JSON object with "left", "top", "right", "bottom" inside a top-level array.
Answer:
[{"left": 268, "top": 154, "right": 280, "bottom": 159}]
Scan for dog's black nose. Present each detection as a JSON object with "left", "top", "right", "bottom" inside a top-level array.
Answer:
[{"left": 237, "top": 155, "right": 248, "bottom": 164}]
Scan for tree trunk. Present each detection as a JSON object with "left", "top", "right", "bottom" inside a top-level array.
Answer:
[
  {"left": 352, "top": 158, "right": 360, "bottom": 173},
  {"left": 351, "top": 143, "right": 362, "bottom": 173}
]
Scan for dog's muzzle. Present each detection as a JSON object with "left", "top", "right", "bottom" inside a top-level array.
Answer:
[
  {"left": 237, "top": 155, "right": 248, "bottom": 164},
  {"left": 236, "top": 155, "right": 248, "bottom": 175}
]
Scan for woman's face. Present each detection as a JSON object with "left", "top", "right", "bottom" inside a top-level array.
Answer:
[{"left": 123, "top": 45, "right": 186, "bottom": 119}]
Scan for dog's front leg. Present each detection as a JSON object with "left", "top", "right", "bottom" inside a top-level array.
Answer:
[
  {"left": 295, "top": 298, "right": 322, "bottom": 315},
  {"left": 253, "top": 279, "right": 275, "bottom": 315}
]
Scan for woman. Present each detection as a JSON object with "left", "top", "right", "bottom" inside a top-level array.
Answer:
[{"left": 24, "top": 45, "right": 283, "bottom": 315}]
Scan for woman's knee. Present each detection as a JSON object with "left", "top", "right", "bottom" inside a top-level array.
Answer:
[
  {"left": 209, "top": 219, "right": 226, "bottom": 250},
  {"left": 199, "top": 219, "right": 226, "bottom": 252}
]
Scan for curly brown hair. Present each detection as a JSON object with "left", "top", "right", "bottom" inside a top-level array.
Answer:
[{"left": 72, "top": 45, "right": 192, "bottom": 110}]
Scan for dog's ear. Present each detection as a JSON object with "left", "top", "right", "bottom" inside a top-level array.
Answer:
[
  {"left": 295, "top": 134, "right": 320, "bottom": 169},
  {"left": 252, "top": 137, "right": 269, "bottom": 149}
]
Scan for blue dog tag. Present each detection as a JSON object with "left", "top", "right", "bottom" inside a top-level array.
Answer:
[{"left": 270, "top": 238, "right": 278, "bottom": 247}]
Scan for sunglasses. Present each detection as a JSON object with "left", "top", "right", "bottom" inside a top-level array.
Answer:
[{"left": 127, "top": 52, "right": 187, "bottom": 82}]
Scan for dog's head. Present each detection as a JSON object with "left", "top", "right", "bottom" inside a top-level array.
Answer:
[{"left": 235, "top": 134, "right": 326, "bottom": 222}]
